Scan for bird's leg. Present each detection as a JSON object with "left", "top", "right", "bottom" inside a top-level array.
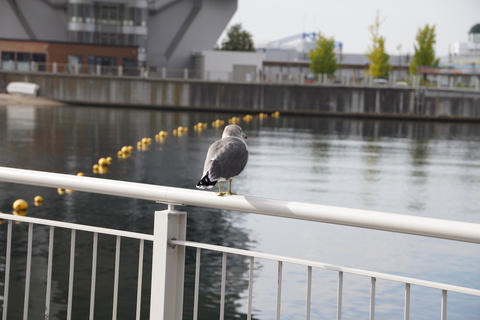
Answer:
[
  {"left": 217, "top": 181, "right": 226, "bottom": 196},
  {"left": 226, "top": 178, "right": 237, "bottom": 195}
]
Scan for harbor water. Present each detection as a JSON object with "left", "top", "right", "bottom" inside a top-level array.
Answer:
[{"left": 0, "top": 103, "right": 479, "bottom": 319}]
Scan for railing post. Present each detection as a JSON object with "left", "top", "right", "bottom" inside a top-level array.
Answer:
[{"left": 150, "top": 205, "right": 186, "bottom": 320}]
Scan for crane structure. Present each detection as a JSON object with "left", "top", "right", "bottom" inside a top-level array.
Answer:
[{"left": 267, "top": 32, "right": 343, "bottom": 50}]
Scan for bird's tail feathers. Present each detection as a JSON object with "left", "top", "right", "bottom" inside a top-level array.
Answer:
[{"left": 196, "top": 173, "right": 217, "bottom": 189}]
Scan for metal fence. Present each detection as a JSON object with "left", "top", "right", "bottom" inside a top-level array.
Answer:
[{"left": 0, "top": 166, "right": 479, "bottom": 320}]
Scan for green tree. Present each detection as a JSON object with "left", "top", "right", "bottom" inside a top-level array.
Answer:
[
  {"left": 366, "top": 11, "right": 391, "bottom": 78},
  {"left": 220, "top": 23, "right": 255, "bottom": 52},
  {"left": 308, "top": 32, "right": 338, "bottom": 77},
  {"left": 409, "top": 24, "right": 439, "bottom": 75}
]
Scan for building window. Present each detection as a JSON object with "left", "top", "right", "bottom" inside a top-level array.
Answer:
[
  {"left": 17, "top": 52, "right": 31, "bottom": 71},
  {"left": 89, "top": 55, "right": 117, "bottom": 75},
  {"left": 1, "top": 51, "right": 15, "bottom": 70},
  {"left": 85, "top": 31, "right": 93, "bottom": 43},
  {"left": 68, "top": 55, "right": 82, "bottom": 73},
  {"left": 123, "top": 58, "right": 137, "bottom": 75},
  {"left": 98, "top": 4, "right": 119, "bottom": 24},
  {"left": 32, "top": 53, "right": 46, "bottom": 71}
]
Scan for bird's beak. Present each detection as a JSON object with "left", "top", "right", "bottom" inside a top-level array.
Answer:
[{"left": 242, "top": 133, "right": 248, "bottom": 140}]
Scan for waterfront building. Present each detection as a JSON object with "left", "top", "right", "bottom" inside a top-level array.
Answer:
[
  {"left": 259, "top": 49, "right": 409, "bottom": 84},
  {"left": 193, "top": 50, "right": 266, "bottom": 81},
  {"left": 422, "top": 23, "right": 480, "bottom": 87},
  {"left": 0, "top": 0, "right": 237, "bottom": 69},
  {"left": 0, "top": 38, "right": 137, "bottom": 74},
  {"left": 449, "top": 23, "right": 480, "bottom": 64}
]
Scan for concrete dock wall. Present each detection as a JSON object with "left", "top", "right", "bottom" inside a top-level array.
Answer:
[{"left": 1, "top": 71, "right": 480, "bottom": 121}]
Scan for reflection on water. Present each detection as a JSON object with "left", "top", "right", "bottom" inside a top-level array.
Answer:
[{"left": 0, "top": 104, "right": 480, "bottom": 319}]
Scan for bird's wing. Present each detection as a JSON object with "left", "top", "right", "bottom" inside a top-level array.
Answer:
[{"left": 205, "top": 137, "right": 248, "bottom": 181}]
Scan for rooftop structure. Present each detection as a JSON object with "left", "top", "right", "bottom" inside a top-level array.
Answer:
[{"left": 449, "top": 23, "right": 480, "bottom": 64}]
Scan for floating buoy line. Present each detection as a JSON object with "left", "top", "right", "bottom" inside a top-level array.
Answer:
[{"left": 0, "top": 111, "right": 281, "bottom": 220}]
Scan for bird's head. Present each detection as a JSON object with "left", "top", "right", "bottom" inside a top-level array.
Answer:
[{"left": 223, "top": 125, "right": 247, "bottom": 139}]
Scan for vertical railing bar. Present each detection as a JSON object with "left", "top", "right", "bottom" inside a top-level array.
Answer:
[
  {"left": 89, "top": 232, "right": 98, "bottom": 320},
  {"left": 45, "top": 226, "right": 55, "bottom": 320},
  {"left": 370, "top": 277, "right": 376, "bottom": 320},
  {"left": 67, "top": 229, "right": 76, "bottom": 320},
  {"left": 23, "top": 223, "right": 33, "bottom": 320},
  {"left": 404, "top": 283, "right": 411, "bottom": 320},
  {"left": 135, "top": 239, "right": 145, "bottom": 320},
  {"left": 276, "top": 261, "right": 283, "bottom": 320},
  {"left": 112, "top": 236, "right": 121, "bottom": 320},
  {"left": 337, "top": 271, "right": 343, "bottom": 320},
  {"left": 247, "top": 256, "right": 254, "bottom": 320},
  {"left": 193, "top": 248, "right": 201, "bottom": 320},
  {"left": 306, "top": 266, "right": 312, "bottom": 320},
  {"left": 441, "top": 290, "right": 447, "bottom": 320},
  {"left": 2, "top": 220, "right": 12, "bottom": 320},
  {"left": 220, "top": 252, "right": 227, "bottom": 320}
]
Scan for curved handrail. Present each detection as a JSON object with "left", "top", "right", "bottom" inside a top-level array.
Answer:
[{"left": 1, "top": 166, "right": 479, "bottom": 244}]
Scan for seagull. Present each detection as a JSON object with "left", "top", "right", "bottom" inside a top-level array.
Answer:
[{"left": 196, "top": 125, "right": 248, "bottom": 196}]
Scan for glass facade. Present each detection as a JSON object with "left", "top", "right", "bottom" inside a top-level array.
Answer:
[
  {"left": 1, "top": 51, "right": 46, "bottom": 71},
  {"left": 67, "top": 1, "right": 147, "bottom": 60}
]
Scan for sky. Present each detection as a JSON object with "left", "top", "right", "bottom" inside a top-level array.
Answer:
[{"left": 219, "top": 0, "right": 480, "bottom": 57}]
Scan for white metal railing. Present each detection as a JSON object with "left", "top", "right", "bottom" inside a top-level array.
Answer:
[
  {"left": 1, "top": 62, "right": 479, "bottom": 90},
  {"left": 0, "top": 166, "right": 479, "bottom": 320},
  {"left": 0, "top": 213, "right": 153, "bottom": 320}
]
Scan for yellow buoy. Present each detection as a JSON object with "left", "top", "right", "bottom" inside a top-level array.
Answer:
[
  {"left": 243, "top": 114, "right": 253, "bottom": 122},
  {"left": 137, "top": 142, "right": 149, "bottom": 151},
  {"left": 106, "top": 156, "right": 113, "bottom": 165},
  {"left": 12, "top": 199, "right": 28, "bottom": 211},
  {"left": 57, "top": 188, "right": 65, "bottom": 195},
  {"left": 77, "top": 172, "right": 85, "bottom": 176},
  {"left": 13, "top": 209, "right": 27, "bottom": 217},
  {"left": 212, "top": 119, "right": 225, "bottom": 128},
  {"left": 34, "top": 195, "right": 43, "bottom": 206},
  {"left": 93, "top": 164, "right": 99, "bottom": 174},
  {"left": 98, "top": 157, "right": 108, "bottom": 166},
  {"left": 159, "top": 130, "right": 169, "bottom": 138},
  {"left": 228, "top": 117, "right": 241, "bottom": 124}
]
